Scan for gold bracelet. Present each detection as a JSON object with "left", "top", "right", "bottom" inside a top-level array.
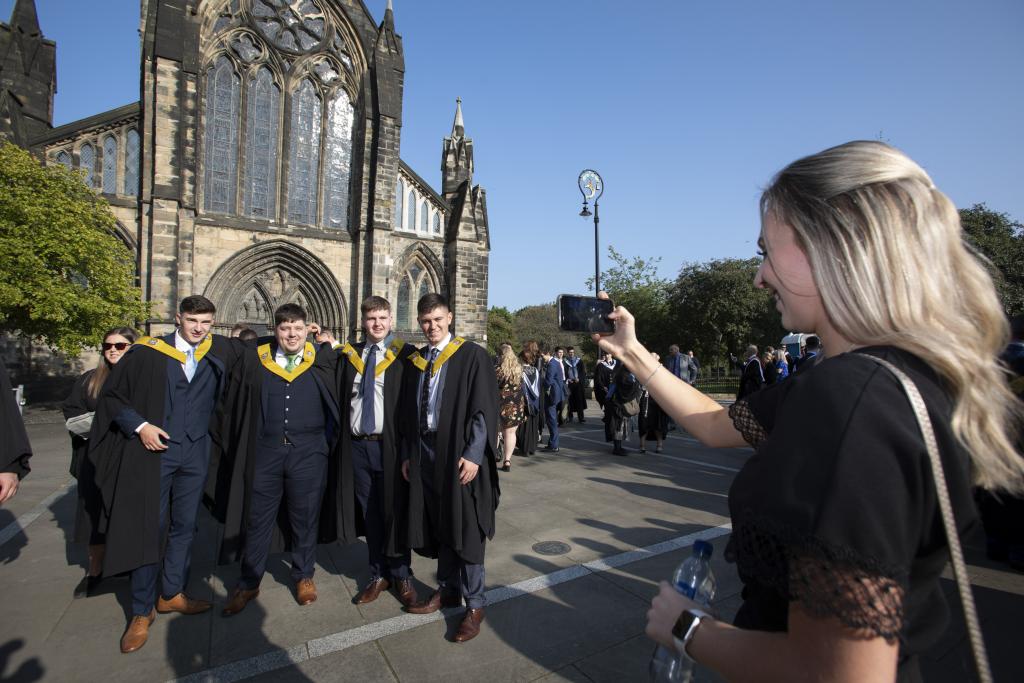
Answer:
[{"left": 643, "top": 364, "right": 661, "bottom": 386}]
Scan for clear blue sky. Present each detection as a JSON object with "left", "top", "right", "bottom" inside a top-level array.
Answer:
[{"left": 6, "top": 0, "right": 1022, "bottom": 310}]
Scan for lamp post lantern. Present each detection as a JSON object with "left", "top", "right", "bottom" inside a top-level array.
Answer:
[{"left": 577, "top": 169, "right": 603, "bottom": 294}]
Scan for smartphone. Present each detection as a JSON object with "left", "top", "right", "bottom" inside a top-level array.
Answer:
[{"left": 557, "top": 294, "right": 615, "bottom": 334}]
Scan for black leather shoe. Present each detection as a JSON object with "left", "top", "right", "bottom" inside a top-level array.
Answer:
[{"left": 542, "top": 446, "right": 559, "bottom": 453}]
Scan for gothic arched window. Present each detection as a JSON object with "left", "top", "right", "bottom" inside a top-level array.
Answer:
[
  {"left": 394, "top": 179, "right": 404, "bottom": 229},
  {"left": 323, "top": 89, "right": 354, "bottom": 228},
  {"left": 433, "top": 212, "right": 441, "bottom": 235},
  {"left": 124, "top": 129, "right": 140, "bottom": 196},
  {"left": 102, "top": 135, "right": 118, "bottom": 194},
  {"left": 287, "top": 79, "right": 321, "bottom": 225},
  {"left": 203, "top": 56, "right": 241, "bottom": 214},
  {"left": 244, "top": 67, "right": 279, "bottom": 218},
  {"left": 406, "top": 190, "right": 416, "bottom": 231},
  {"left": 397, "top": 277, "right": 411, "bottom": 329},
  {"left": 420, "top": 202, "right": 429, "bottom": 233},
  {"left": 79, "top": 143, "right": 95, "bottom": 187},
  {"left": 418, "top": 276, "right": 430, "bottom": 301},
  {"left": 55, "top": 150, "right": 72, "bottom": 169}
]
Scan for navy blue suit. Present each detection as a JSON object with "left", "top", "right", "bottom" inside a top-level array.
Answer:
[
  {"left": 238, "top": 354, "right": 337, "bottom": 589},
  {"left": 115, "top": 334, "right": 223, "bottom": 616},
  {"left": 543, "top": 357, "right": 566, "bottom": 449}
]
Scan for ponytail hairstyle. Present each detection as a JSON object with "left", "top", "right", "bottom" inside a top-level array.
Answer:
[{"left": 760, "top": 140, "right": 1024, "bottom": 493}]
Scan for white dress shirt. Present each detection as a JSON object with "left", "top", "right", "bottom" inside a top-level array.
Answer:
[{"left": 418, "top": 333, "right": 452, "bottom": 432}]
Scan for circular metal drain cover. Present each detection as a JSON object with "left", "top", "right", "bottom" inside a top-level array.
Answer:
[{"left": 532, "top": 541, "right": 571, "bottom": 556}]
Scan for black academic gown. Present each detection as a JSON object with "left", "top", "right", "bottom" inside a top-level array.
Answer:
[
  {"left": 63, "top": 370, "right": 103, "bottom": 544},
  {"left": 400, "top": 341, "right": 501, "bottom": 565},
  {"left": 323, "top": 339, "right": 416, "bottom": 554},
  {"left": 87, "top": 335, "right": 243, "bottom": 577},
  {"left": 0, "top": 369, "right": 32, "bottom": 479},
  {"left": 565, "top": 357, "right": 588, "bottom": 413},
  {"left": 206, "top": 342, "right": 339, "bottom": 564}
]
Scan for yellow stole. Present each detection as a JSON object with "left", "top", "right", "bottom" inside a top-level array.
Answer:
[
  {"left": 409, "top": 337, "right": 466, "bottom": 375},
  {"left": 135, "top": 334, "right": 213, "bottom": 364},
  {"left": 257, "top": 342, "right": 316, "bottom": 382},
  {"left": 339, "top": 338, "right": 405, "bottom": 378}
]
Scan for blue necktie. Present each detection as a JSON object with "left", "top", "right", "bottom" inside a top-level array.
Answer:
[
  {"left": 360, "top": 344, "right": 377, "bottom": 435},
  {"left": 184, "top": 347, "right": 196, "bottom": 382}
]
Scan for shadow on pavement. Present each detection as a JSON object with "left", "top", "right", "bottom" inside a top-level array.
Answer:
[
  {"left": 0, "top": 510, "right": 26, "bottom": 566},
  {"left": 0, "top": 639, "right": 43, "bottom": 683}
]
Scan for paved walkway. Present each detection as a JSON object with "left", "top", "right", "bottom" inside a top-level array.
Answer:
[{"left": 1, "top": 407, "right": 1021, "bottom": 682}]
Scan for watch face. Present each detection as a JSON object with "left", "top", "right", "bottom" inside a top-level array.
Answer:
[{"left": 672, "top": 610, "right": 695, "bottom": 639}]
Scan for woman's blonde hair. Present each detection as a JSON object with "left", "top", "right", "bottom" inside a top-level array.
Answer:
[
  {"left": 761, "top": 140, "right": 1024, "bottom": 493},
  {"left": 497, "top": 345, "right": 523, "bottom": 385}
]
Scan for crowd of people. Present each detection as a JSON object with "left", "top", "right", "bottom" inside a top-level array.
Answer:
[{"left": 2, "top": 140, "right": 1023, "bottom": 679}]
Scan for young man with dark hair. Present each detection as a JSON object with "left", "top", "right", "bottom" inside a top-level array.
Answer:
[
  {"left": 88, "top": 295, "right": 245, "bottom": 653},
  {"left": 539, "top": 344, "right": 565, "bottom": 452},
  {"left": 563, "top": 347, "right": 587, "bottom": 423},
  {"left": 212, "top": 303, "right": 340, "bottom": 617},
  {"left": 329, "top": 295, "right": 419, "bottom": 608},
  {"left": 400, "top": 293, "right": 500, "bottom": 643}
]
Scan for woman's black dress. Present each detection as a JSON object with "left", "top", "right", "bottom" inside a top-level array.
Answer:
[
  {"left": 638, "top": 387, "right": 669, "bottom": 439},
  {"left": 515, "top": 365, "right": 540, "bottom": 455},
  {"left": 726, "top": 347, "right": 976, "bottom": 683},
  {"left": 63, "top": 370, "right": 104, "bottom": 545}
]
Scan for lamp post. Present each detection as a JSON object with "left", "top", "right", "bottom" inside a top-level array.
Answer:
[{"left": 577, "top": 169, "right": 603, "bottom": 294}]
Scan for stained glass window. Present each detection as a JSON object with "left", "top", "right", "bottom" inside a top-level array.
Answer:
[
  {"left": 397, "top": 277, "right": 410, "bottom": 329},
  {"left": 407, "top": 190, "right": 416, "bottom": 231},
  {"left": 394, "top": 179, "right": 404, "bottom": 229},
  {"left": 244, "top": 67, "right": 279, "bottom": 218},
  {"left": 418, "top": 276, "right": 431, "bottom": 301},
  {"left": 287, "top": 79, "right": 321, "bottom": 224},
  {"left": 79, "top": 143, "right": 95, "bottom": 187},
  {"left": 55, "top": 150, "right": 71, "bottom": 169},
  {"left": 124, "top": 129, "right": 140, "bottom": 196},
  {"left": 102, "top": 135, "right": 118, "bottom": 194},
  {"left": 433, "top": 212, "right": 441, "bottom": 235},
  {"left": 323, "top": 89, "right": 354, "bottom": 228},
  {"left": 203, "top": 56, "right": 240, "bottom": 214},
  {"left": 420, "top": 202, "right": 429, "bottom": 233}
]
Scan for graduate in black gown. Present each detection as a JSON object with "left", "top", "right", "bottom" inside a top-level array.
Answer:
[
  {"left": 400, "top": 293, "right": 500, "bottom": 643},
  {"left": 0, "top": 368, "right": 31, "bottom": 505},
  {"left": 63, "top": 326, "right": 137, "bottom": 596},
  {"left": 87, "top": 295, "right": 245, "bottom": 654},
  {"left": 563, "top": 347, "right": 588, "bottom": 423},
  {"left": 211, "top": 303, "right": 340, "bottom": 616}
]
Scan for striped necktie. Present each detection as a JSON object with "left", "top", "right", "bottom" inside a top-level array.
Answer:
[{"left": 360, "top": 344, "right": 377, "bottom": 435}]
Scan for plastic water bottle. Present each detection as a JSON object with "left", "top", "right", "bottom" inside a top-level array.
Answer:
[{"left": 649, "top": 540, "right": 717, "bottom": 683}]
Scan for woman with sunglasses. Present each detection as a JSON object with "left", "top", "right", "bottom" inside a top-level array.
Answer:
[{"left": 63, "top": 326, "right": 137, "bottom": 596}]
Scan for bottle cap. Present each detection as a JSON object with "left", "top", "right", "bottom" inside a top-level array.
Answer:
[{"left": 693, "top": 539, "right": 713, "bottom": 558}]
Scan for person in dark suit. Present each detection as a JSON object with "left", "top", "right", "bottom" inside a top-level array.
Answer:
[
  {"left": 335, "top": 296, "right": 417, "bottom": 608},
  {"left": 400, "top": 293, "right": 500, "bottom": 643},
  {"left": 540, "top": 344, "right": 565, "bottom": 452},
  {"left": 87, "top": 295, "right": 245, "bottom": 654},
  {"left": 563, "top": 347, "right": 587, "bottom": 423},
  {"left": 215, "top": 303, "right": 340, "bottom": 616},
  {"left": 736, "top": 345, "right": 765, "bottom": 400}
]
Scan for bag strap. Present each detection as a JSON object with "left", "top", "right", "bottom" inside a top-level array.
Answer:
[{"left": 857, "top": 354, "right": 991, "bottom": 683}]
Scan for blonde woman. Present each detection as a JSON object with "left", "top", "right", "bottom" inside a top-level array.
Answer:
[
  {"left": 597, "top": 141, "right": 1024, "bottom": 681},
  {"left": 495, "top": 345, "right": 525, "bottom": 472}
]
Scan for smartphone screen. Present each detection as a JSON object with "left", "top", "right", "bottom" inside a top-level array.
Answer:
[{"left": 557, "top": 294, "right": 615, "bottom": 334}]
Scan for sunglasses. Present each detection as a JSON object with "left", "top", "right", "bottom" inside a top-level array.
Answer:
[{"left": 103, "top": 342, "right": 130, "bottom": 351}]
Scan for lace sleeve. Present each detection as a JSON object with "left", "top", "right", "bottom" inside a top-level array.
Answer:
[
  {"left": 728, "top": 514, "right": 906, "bottom": 642},
  {"left": 729, "top": 399, "right": 767, "bottom": 448}
]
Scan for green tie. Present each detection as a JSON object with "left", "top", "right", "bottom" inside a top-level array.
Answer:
[{"left": 285, "top": 354, "right": 299, "bottom": 372}]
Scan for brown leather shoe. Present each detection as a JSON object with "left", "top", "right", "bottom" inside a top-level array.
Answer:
[
  {"left": 296, "top": 578, "right": 317, "bottom": 606},
  {"left": 156, "top": 592, "right": 211, "bottom": 615},
  {"left": 454, "top": 608, "right": 485, "bottom": 642},
  {"left": 393, "top": 578, "right": 418, "bottom": 607},
  {"left": 120, "top": 610, "right": 155, "bottom": 654},
  {"left": 222, "top": 587, "right": 260, "bottom": 616},
  {"left": 405, "top": 589, "right": 462, "bottom": 614},
  {"left": 354, "top": 577, "right": 389, "bottom": 605}
]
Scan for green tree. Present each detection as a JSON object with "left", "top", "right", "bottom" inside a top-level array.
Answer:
[
  {"left": 0, "top": 142, "right": 149, "bottom": 355},
  {"left": 669, "top": 257, "right": 786, "bottom": 368},
  {"left": 511, "top": 303, "right": 582, "bottom": 352},
  {"left": 586, "top": 246, "right": 673, "bottom": 356},
  {"left": 959, "top": 204, "right": 1024, "bottom": 315},
  {"left": 486, "top": 305, "right": 514, "bottom": 355}
]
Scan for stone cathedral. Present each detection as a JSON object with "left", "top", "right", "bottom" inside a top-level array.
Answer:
[{"left": 0, "top": 0, "right": 490, "bottom": 344}]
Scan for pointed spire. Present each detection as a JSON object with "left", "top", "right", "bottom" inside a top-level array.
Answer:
[
  {"left": 9, "top": 0, "right": 41, "bottom": 37},
  {"left": 381, "top": 0, "right": 394, "bottom": 30},
  {"left": 387, "top": 0, "right": 393, "bottom": 12},
  {"left": 451, "top": 97, "right": 464, "bottom": 138}
]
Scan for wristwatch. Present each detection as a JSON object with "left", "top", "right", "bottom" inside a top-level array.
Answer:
[{"left": 672, "top": 608, "right": 712, "bottom": 662}]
